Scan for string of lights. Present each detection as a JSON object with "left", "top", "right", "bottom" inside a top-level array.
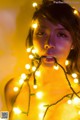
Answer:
[{"left": 9, "top": 1, "right": 80, "bottom": 120}]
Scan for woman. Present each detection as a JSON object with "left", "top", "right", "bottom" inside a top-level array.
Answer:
[{"left": 5, "top": 0, "right": 80, "bottom": 120}]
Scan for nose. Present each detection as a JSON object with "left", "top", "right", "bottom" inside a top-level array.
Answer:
[
  {"left": 44, "top": 44, "right": 55, "bottom": 49},
  {"left": 44, "top": 37, "right": 55, "bottom": 49}
]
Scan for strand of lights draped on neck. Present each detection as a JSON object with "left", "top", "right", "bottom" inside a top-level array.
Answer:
[{"left": 5, "top": 1, "right": 80, "bottom": 120}]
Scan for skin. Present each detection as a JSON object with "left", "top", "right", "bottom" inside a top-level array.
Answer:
[
  {"left": 5, "top": 17, "right": 80, "bottom": 120},
  {"left": 33, "top": 17, "right": 74, "bottom": 68}
]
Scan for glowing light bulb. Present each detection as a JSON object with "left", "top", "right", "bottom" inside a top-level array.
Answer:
[
  {"left": 33, "top": 85, "right": 37, "bottom": 89},
  {"left": 32, "top": 66, "right": 36, "bottom": 71},
  {"left": 36, "top": 91, "right": 43, "bottom": 99},
  {"left": 25, "top": 64, "right": 30, "bottom": 69},
  {"left": 67, "top": 99, "right": 72, "bottom": 104},
  {"left": 53, "top": 65, "right": 59, "bottom": 70},
  {"left": 72, "top": 73, "right": 77, "bottom": 78},
  {"left": 32, "top": 2, "right": 38, "bottom": 8},
  {"left": 35, "top": 71, "right": 40, "bottom": 77},
  {"left": 39, "top": 113, "right": 44, "bottom": 119},
  {"left": 32, "top": 49, "right": 37, "bottom": 54},
  {"left": 65, "top": 60, "right": 69, "bottom": 66},
  {"left": 73, "top": 10, "right": 78, "bottom": 15},
  {"left": 78, "top": 111, "right": 80, "bottom": 115},
  {"left": 74, "top": 78, "right": 79, "bottom": 83},
  {"left": 13, "top": 87, "right": 19, "bottom": 92},
  {"left": 38, "top": 103, "right": 46, "bottom": 110},
  {"left": 29, "top": 54, "right": 34, "bottom": 59},
  {"left": 13, "top": 107, "right": 21, "bottom": 114},
  {"left": 21, "top": 73, "right": 27, "bottom": 79},
  {"left": 19, "top": 79, "right": 24, "bottom": 85},
  {"left": 73, "top": 97, "right": 80, "bottom": 105},
  {"left": 32, "top": 23, "right": 38, "bottom": 29},
  {"left": 26, "top": 48, "right": 31, "bottom": 52}
]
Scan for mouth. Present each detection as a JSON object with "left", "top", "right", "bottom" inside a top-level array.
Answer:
[{"left": 41, "top": 55, "right": 56, "bottom": 63}]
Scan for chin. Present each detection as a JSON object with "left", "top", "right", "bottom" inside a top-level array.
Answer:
[{"left": 42, "top": 61, "right": 55, "bottom": 68}]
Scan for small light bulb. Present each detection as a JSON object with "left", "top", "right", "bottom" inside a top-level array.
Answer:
[
  {"left": 13, "top": 87, "right": 19, "bottom": 92},
  {"left": 72, "top": 73, "right": 77, "bottom": 78},
  {"left": 19, "top": 79, "right": 24, "bottom": 85},
  {"left": 74, "top": 78, "right": 79, "bottom": 83},
  {"left": 21, "top": 73, "right": 27, "bottom": 79},
  {"left": 26, "top": 48, "right": 31, "bottom": 52},
  {"left": 25, "top": 64, "right": 30, "bottom": 69},
  {"left": 29, "top": 54, "right": 34, "bottom": 59},
  {"left": 36, "top": 91, "right": 43, "bottom": 99},
  {"left": 73, "top": 97, "right": 80, "bottom": 105},
  {"left": 73, "top": 10, "right": 78, "bottom": 15},
  {"left": 35, "top": 71, "right": 40, "bottom": 77},
  {"left": 33, "top": 85, "right": 37, "bottom": 89},
  {"left": 78, "top": 111, "right": 80, "bottom": 115},
  {"left": 38, "top": 103, "right": 46, "bottom": 111},
  {"left": 67, "top": 99, "right": 72, "bottom": 104},
  {"left": 32, "top": 49, "right": 37, "bottom": 54},
  {"left": 13, "top": 107, "right": 21, "bottom": 114},
  {"left": 32, "top": 66, "right": 36, "bottom": 71},
  {"left": 32, "top": 2, "right": 38, "bottom": 8},
  {"left": 65, "top": 60, "right": 69, "bottom": 66},
  {"left": 39, "top": 113, "right": 44, "bottom": 119},
  {"left": 32, "top": 23, "right": 38, "bottom": 29},
  {"left": 53, "top": 65, "right": 59, "bottom": 70}
]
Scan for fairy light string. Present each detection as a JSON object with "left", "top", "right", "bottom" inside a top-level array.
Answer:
[
  {"left": 12, "top": 1, "right": 80, "bottom": 119},
  {"left": 12, "top": 46, "right": 80, "bottom": 120}
]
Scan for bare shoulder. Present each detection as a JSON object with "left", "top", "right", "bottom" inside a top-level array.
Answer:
[{"left": 4, "top": 77, "right": 29, "bottom": 112}]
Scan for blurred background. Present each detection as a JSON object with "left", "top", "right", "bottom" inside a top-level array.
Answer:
[{"left": 0, "top": 0, "right": 80, "bottom": 110}]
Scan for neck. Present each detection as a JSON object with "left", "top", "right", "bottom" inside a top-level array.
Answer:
[{"left": 36, "top": 64, "right": 67, "bottom": 86}]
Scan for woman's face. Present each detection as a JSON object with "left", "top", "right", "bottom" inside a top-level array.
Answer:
[{"left": 33, "top": 18, "right": 73, "bottom": 67}]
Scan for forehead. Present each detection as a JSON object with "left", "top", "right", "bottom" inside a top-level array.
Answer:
[{"left": 33, "top": 17, "right": 66, "bottom": 30}]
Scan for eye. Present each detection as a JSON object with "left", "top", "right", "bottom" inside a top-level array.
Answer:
[
  {"left": 57, "top": 32, "right": 68, "bottom": 38},
  {"left": 36, "top": 31, "right": 46, "bottom": 37}
]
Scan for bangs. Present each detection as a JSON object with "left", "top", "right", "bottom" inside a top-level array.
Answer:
[{"left": 32, "top": 3, "right": 79, "bottom": 35}]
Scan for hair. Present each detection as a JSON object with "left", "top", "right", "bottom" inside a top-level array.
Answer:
[{"left": 26, "top": 0, "right": 80, "bottom": 75}]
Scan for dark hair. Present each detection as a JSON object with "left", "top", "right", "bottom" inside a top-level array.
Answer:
[{"left": 26, "top": 1, "right": 80, "bottom": 75}]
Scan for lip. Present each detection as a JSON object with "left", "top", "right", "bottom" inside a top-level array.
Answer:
[{"left": 41, "top": 55, "right": 56, "bottom": 63}]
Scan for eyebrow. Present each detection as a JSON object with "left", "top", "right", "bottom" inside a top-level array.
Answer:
[
  {"left": 55, "top": 28, "right": 67, "bottom": 31},
  {"left": 38, "top": 24, "right": 47, "bottom": 29}
]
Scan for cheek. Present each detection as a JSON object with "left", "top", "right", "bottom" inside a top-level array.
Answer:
[
  {"left": 56, "top": 41, "right": 72, "bottom": 57},
  {"left": 33, "top": 39, "right": 45, "bottom": 50}
]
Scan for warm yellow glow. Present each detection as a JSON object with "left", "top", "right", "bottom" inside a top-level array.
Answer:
[
  {"left": 74, "top": 78, "right": 79, "bottom": 84},
  {"left": 72, "top": 73, "right": 77, "bottom": 78},
  {"left": 65, "top": 60, "right": 69, "bottom": 66},
  {"left": 26, "top": 48, "right": 31, "bottom": 53},
  {"left": 13, "top": 87, "right": 19, "bottom": 92},
  {"left": 32, "top": 49, "right": 37, "bottom": 54},
  {"left": 25, "top": 64, "right": 30, "bottom": 69},
  {"left": 67, "top": 99, "right": 72, "bottom": 104},
  {"left": 32, "top": 23, "right": 38, "bottom": 29},
  {"left": 19, "top": 79, "right": 24, "bottom": 85},
  {"left": 29, "top": 54, "right": 34, "bottom": 59},
  {"left": 35, "top": 71, "right": 40, "bottom": 77},
  {"left": 72, "top": 97, "right": 80, "bottom": 105},
  {"left": 73, "top": 10, "right": 79, "bottom": 15},
  {"left": 36, "top": 91, "right": 43, "bottom": 99},
  {"left": 32, "top": 2, "right": 38, "bottom": 8},
  {"left": 32, "top": 66, "right": 36, "bottom": 71},
  {"left": 33, "top": 85, "right": 37, "bottom": 89},
  {"left": 21, "top": 73, "right": 27, "bottom": 79},
  {"left": 78, "top": 111, "right": 80, "bottom": 115},
  {"left": 13, "top": 107, "right": 21, "bottom": 114},
  {"left": 39, "top": 112, "right": 44, "bottom": 119},
  {"left": 53, "top": 65, "right": 59, "bottom": 70},
  {"left": 38, "top": 103, "right": 46, "bottom": 111}
]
